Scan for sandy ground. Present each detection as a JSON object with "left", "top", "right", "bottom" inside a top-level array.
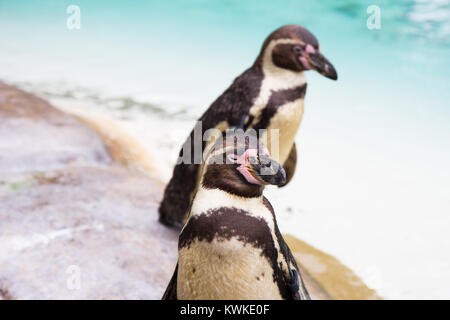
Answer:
[{"left": 0, "top": 81, "right": 379, "bottom": 300}]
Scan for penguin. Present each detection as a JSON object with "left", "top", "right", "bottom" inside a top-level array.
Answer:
[
  {"left": 159, "top": 24, "right": 337, "bottom": 228},
  {"left": 162, "top": 131, "right": 310, "bottom": 300}
]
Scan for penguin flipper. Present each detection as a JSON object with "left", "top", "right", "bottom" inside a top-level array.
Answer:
[
  {"left": 280, "top": 143, "right": 297, "bottom": 187},
  {"left": 162, "top": 264, "right": 178, "bottom": 300},
  {"left": 159, "top": 160, "right": 200, "bottom": 229},
  {"left": 284, "top": 244, "right": 311, "bottom": 300}
]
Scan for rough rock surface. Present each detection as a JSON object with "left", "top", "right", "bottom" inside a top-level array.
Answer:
[{"left": 0, "top": 82, "right": 178, "bottom": 299}]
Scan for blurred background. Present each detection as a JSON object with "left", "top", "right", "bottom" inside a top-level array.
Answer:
[{"left": 0, "top": 0, "right": 449, "bottom": 299}]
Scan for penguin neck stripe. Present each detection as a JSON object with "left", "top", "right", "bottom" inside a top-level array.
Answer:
[
  {"left": 179, "top": 207, "right": 293, "bottom": 300},
  {"left": 253, "top": 84, "right": 307, "bottom": 130},
  {"left": 189, "top": 187, "right": 276, "bottom": 229}
]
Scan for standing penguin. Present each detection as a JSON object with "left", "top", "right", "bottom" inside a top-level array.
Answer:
[
  {"left": 162, "top": 131, "right": 310, "bottom": 300},
  {"left": 159, "top": 24, "right": 337, "bottom": 228}
]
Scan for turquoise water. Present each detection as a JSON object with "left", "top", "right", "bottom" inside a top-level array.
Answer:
[{"left": 1, "top": 0, "right": 449, "bottom": 299}]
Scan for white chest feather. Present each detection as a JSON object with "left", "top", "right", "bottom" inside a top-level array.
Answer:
[
  {"left": 188, "top": 188, "right": 274, "bottom": 228},
  {"left": 264, "top": 98, "right": 304, "bottom": 163}
]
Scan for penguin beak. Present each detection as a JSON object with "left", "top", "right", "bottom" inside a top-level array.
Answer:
[
  {"left": 307, "top": 52, "right": 338, "bottom": 80},
  {"left": 250, "top": 156, "right": 287, "bottom": 186}
]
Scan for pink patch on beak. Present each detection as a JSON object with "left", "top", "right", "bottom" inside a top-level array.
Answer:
[
  {"left": 235, "top": 149, "right": 264, "bottom": 185},
  {"left": 305, "top": 44, "right": 316, "bottom": 54},
  {"left": 299, "top": 56, "right": 312, "bottom": 70},
  {"left": 237, "top": 166, "right": 264, "bottom": 185},
  {"left": 299, "top": 44, "right": 316, "bottom": 70}
]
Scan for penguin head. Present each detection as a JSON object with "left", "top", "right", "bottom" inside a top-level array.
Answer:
[
  {"left": 257, "top": 24, "right": 338, "bottom": 80},
  {"left": 202, "top": 130, "right": 286, "bottom": 198}
]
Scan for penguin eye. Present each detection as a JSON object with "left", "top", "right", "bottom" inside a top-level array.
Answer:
[
  {"left": 259, "top": 154, "right": 271, "bottom": 167},
  {"left": 257, "top": 155, "right": 262, "bottom": 164},
  {"left": 293, "top": 46, "right": 302, "bottom": 54},
  {"left": 248, "top": 156, "right": 259, "bottom": 165},
  {"left": 248, "top": 155, "right": 259, "bottom": 165}
]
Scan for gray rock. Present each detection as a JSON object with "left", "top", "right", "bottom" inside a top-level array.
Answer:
[
  {"left": 0, "top": 81, "right": 111, "bottom": 173},
  {"left": 0, "top": 82, "right": 178, "bottom": 299}
]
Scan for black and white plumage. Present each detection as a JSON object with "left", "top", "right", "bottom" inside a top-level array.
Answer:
[
  {"left": 159, "top": 24, "right": 337, "bottom": 228},
  {"left": 162, "top": 132, "right": 310, "bottom": 300}
]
